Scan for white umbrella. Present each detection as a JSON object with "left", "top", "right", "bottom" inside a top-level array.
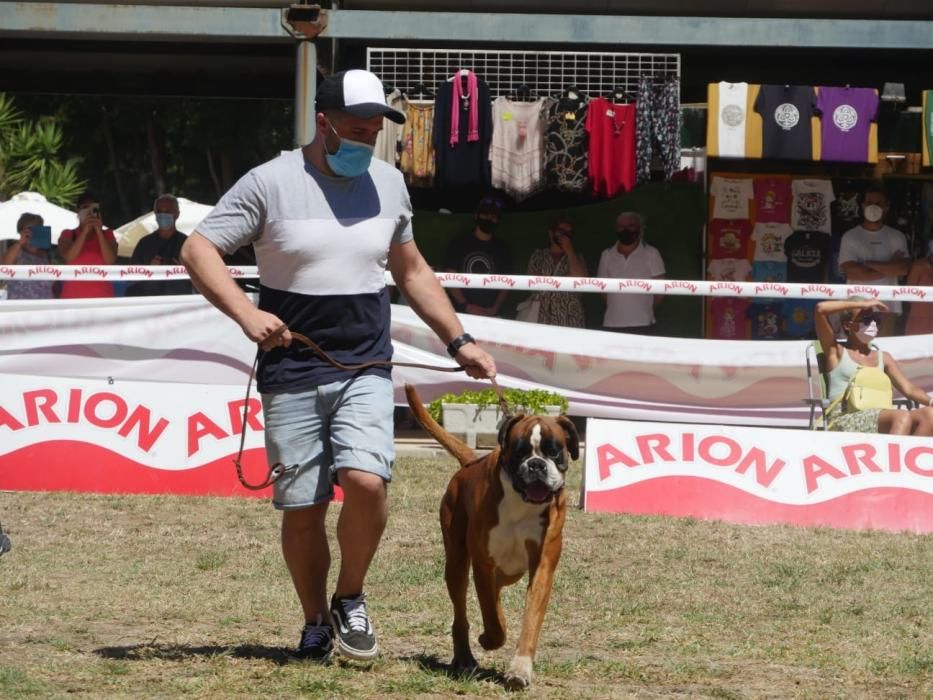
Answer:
[
  {"left": 0, "top": 191, "right": 79, "bottom": 244},
  {"left": 115, "top": 197, "right": 215, "bottom": 258}
]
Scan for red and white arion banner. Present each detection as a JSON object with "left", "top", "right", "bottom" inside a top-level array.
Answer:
[
  {"left": 0, "top": 295, "right": 930, "bottom": 498},
  {"left": 0, "top": 374, "right": 272, "bottom": 498},
  {"left": 583, "top": 418, "right": 933, "bottom": 533}
]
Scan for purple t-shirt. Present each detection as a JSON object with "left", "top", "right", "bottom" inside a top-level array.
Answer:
[{"left": 817, "top": 87, "right": 878, "bottom": 163}]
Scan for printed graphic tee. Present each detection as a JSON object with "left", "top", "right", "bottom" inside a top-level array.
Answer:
[
  {"left": 707, "top": 258, "right": 752, "bottom": 282},
  {"left": 586, "top": 97, "right": 636, "bottom": 197},
  {"left": 710, "top": 176, "right": 754, "bottom": 219},
  {"left": 791, "top": 178, "right": 835, "bottom": 234},
  {"left": 816, "top": 87, "right": 879, "bottom": 163},
  {"left": 783, "top": 299, "right": 818, "bottom": 338},
  {"left": 784, "top": 230, "right": 831, "bottom": 283},
  {"left": 709, "top": 219, "right": 752, "bottom": 259},
  {"left": 751, "top": 260, "right": 788, "bottom": 283},
  {"left": 717, "top": 82, "right": 748, "bottom": 157},
  {"left": 710, "top": 298, "right": 750, "bottom": 340},
  {"left": 746, "top": 301, "right": 784, "bottom": 339},
  {"left": 754, "top": 85, "right": 816, "bottom": 160},
  {"left": 753, "top": 177, "right": 792, "bottom": 223},
  {"left": 751, "top": 222, "right": 793, "bottom": 262}
]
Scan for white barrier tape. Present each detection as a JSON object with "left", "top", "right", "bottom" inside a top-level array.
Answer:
[
  {"left": 0, "top": 265, "right": 258, "bottom": 282},
  {"left": 1, "top": 265, "right": 932, "bottom": 302}
]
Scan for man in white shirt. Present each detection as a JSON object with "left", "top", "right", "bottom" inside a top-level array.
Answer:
[
  {"left": 597, "top": 212, "right": 666, "bottom": 334},
  {"left": 838, "top": 186, "right": 910, "bottom": 336}
]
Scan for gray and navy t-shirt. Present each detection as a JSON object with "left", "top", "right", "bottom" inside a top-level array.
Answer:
[{"left": 197, "top": 148, "right": 414, "bottom": 393}]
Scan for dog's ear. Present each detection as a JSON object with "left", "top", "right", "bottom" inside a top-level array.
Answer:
[
  {"left": 497, "top": 414, "right": 525, "bottom": 450},
  {"left": 556, "top": 416, "right": 580, "bottom": 461}
]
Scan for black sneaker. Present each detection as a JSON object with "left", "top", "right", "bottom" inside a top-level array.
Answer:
[
  {"left": 330, "top": 593, "right": 378, "bottom": 660},
  {"left": 291, "top": 615, "right": 334, "bottom": 663}
]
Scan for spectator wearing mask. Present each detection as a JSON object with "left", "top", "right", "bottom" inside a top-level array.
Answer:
[
  {"left": 443, "top": 194, "right": 513, "bottom": 316},
  {"left": 126, "top": 194, "right": 193, "bottom": 296},
  {"left": 2, "top": 212, "right": 55, "bottom": 299},
  {"left": 597, "top": 211, "right": 666, "bottom": 334},
  {"left": 838, "top": 185, "right": 909, "bottom": 336},
  {"left": 57, "top": 192, "right": 118, "bottom": 299},
  {"left": 523, "top": 215, "right": 587, "bottom": 327}
]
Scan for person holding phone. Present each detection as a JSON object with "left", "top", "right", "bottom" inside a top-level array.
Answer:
[
  {"left": 57, "top": 192, "right": 118, "bottom": 299},
  {"left": 2, "top": 212, "right": 55, "bottom": 299},
  {"left": 523, "top": 215, "right": 587, "bottom": 327}
]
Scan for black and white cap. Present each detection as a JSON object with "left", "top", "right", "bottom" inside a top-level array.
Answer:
[{"left": 316, "top": 69, "right": 406, "bottom": 124}]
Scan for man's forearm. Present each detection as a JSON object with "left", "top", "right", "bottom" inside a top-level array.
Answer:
[
  {"left": 866, "top": 260, "right": 910, "bottom": 277},
  {"left": 842, "top": 262, "right": 887, "bottom": 282},
  {"left": 180, "top": 234, "right": 255, "bottom": 325},
  {"left": 397, "top": 267, "right": 463, "bottom": 344}
]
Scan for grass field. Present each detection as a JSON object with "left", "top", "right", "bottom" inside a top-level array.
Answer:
[{"left": 1, "top": 456, "right": 931, "bottom": 699}]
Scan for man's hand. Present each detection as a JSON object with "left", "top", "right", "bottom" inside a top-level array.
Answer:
[
  {"left": 241, "top": 309, "right": 293, "bottom": 351},
  {"left": 455, "top": 342, "right": 496, "bottom": 380}
]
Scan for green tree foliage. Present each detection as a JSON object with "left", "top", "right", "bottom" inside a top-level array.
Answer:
[
  {"left": 0, "top": 93, "right": 86, "bottom": 206},
  {"left": 13, "top": 94, "right": 294, "bottom": 225}
]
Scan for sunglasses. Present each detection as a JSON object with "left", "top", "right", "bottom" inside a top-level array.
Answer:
[{"left": 856, "top": 313, "right": 881, "bottom": 325}]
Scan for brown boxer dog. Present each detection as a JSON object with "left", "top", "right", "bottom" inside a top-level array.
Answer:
[{"left": 405, "top": 384, "right": 579, "bottom": 690}]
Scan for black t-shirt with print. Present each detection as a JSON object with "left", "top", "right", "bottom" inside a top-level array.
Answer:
[
  {"left": 746, "top": 301, "right": 784, "bottom": 340},
  {"left": 754, "top": 85, "right": 816, "bottom": 160},
  {"left": 784, "top": 230, "right": 832, "bottom": 283},
  {"left": 443, "top": 231, "right": 513, "bottom": 307}
]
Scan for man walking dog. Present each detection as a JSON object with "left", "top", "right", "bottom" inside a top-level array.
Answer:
[{"left": 182, "top": 69, "right": 496, "bottom": 661}]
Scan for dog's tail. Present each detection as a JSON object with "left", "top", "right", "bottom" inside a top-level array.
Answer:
[{"left": 404, "top": 383, "right": 477, "bottom": 467}]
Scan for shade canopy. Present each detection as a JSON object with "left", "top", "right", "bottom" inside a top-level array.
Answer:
[
  {"left": 115, "top": 198, "right": 215, "bottom": 258},
  {"left": 0, "top": 192, "right": 79, "bottom": 243}
]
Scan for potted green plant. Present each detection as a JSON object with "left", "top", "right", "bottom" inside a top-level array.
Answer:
[{"left": 427, "top": 387, "right": 569, "bottom": 448}]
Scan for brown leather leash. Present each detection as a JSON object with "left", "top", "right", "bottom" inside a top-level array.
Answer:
[{"left": 233, "top": 327, "right": 509, "bottom": 490}]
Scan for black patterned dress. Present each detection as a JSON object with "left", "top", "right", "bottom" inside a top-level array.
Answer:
[
  {"left": 544, "top": 97, "right": 589, "bottom": 193},
  {"left": 525, "top": 249, "right": 587, "bottom": 328}
]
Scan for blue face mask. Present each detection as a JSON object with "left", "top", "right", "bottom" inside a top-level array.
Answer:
[
  {"left": 155, "top": 212, "right": 175, "bottom": 230},
  {"left": 324, "top": 120, "right": 374, "bottom": 178}
]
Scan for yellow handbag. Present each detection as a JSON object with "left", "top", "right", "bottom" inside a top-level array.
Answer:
[
  {"left": 844, "top": 366, "right": 894, "bottom": 412},
  {"left": 826, "top": 366, "right": 894, "bottom": 429}
]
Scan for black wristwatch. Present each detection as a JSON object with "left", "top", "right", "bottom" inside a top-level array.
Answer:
[{"left": 446, "top": 333, "right": 476, "bottom": 358}]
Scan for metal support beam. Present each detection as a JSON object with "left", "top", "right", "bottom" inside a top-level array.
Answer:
[
  {"left": 323, "top": 11, "right": 933, "bottom": 50},
  {"left": 0, "top": 2, "right": 290, "bottom": 41},
  {"left": 3, "top": 4, "right": 933, "bottom": 49},
  {"left": 295, "top": 41, "right": 317, "bottom": 147}
]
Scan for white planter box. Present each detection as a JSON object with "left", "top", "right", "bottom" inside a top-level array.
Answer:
[{"left": 440, "top": 403, "right": 561, "bottom": 448}]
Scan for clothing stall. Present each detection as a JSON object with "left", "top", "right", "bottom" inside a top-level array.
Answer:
[{"left": 704, "top": 81, "right": 933, "bottom": 340}]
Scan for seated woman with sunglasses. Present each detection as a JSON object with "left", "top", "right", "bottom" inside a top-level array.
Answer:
[{"left": 815, "top": 297, "right": 933, "bottom": 435}]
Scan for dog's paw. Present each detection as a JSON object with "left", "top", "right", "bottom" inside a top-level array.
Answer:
[
  {"left": 504, "top": 655, "right": 533, "bottom": 691},
  {"left": 450, "top": 653, "right": 478, "bottom": 676},
  {"left": 478, "top": 629, "right": 505, "bottom": 650}
]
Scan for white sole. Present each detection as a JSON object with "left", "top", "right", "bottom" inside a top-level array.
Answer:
[{"left": 336, "top": 639, "right": 379, "bottom": 661}]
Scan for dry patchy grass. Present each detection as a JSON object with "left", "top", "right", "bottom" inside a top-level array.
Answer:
[{"left": 0, "top": 456, "right": 931, "bottom": 699}]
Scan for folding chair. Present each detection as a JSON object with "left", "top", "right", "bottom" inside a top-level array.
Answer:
[{"left": 804, "top": 340, "right": 831, "bottom": 430}]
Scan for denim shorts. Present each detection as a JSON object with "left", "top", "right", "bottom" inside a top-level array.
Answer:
[{"left": 261, "top": 374, "right": 395, "bottom": 510}]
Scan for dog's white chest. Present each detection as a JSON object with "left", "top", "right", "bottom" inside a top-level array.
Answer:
[{"left": 487, "top": 474, "right": 547, "bottom": 577}]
